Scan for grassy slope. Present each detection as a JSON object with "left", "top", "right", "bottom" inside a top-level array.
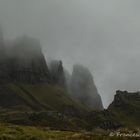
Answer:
[
  {"left": 5, "top": 83, "right": 88, "bottom": 112},
  {"left": 20, "top": 84, "right": 88, "bottom": 112},
  {"left": 0, "top": 123, "right": 138, "bottom": 140},
  {"left": 2, "top": 84, "right": 140, "bottom": 130},
  {"left": 5, "top": 84, "right": 48, "bottom": 110}
]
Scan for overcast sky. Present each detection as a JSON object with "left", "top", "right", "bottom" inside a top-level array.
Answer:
[{"left": 0, "top": 0, "right": 140, "bottom": 108}]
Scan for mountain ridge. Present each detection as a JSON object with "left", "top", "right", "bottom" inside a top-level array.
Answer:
[{"left": 0, "top": 33, "right": 140, "bottom": 132}]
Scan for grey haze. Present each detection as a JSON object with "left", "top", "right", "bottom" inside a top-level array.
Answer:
[{"left": 0, "top": 0, "right": 140, "bottom": 108}]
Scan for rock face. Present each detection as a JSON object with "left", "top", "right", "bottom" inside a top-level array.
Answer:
[
  {"left": 0, "top": 36, "right": 51, "bottom": 84},
  {"left": 49, "top": 60, "right": 66, "bottom": 87},
  {"left": 108, "top": 90, "right": 140, "bottom": 109},
  {"left": 70, "top": 65, "right": 103, "bottom": 110},
  {"left": 107, "top": 90, "right": 140, "bottom": 128},
  {"left": 0, "top": 34, "right": 90, "bottom": 114}
]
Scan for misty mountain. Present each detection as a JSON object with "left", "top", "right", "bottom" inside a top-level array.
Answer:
[
  {"left": 0, "top": 28, "right": 104, "bottom": 112},
  {"left": 0, "top": 35, "right": 51, "bottom": 84},
  {"left": 0, "top": 30, "right": 140, "bottom": 132},
  {"left": 68, "top": 65, "right": 103, "bottom": 110},
  {"left": 0, "top": 33, "right": 104, "bottom": 114}
]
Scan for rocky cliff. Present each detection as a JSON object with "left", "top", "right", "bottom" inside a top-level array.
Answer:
[
  {"left": 49, "top": 60, "right": 66, "bottom": 87},
  {"left": 106, "top": 90, "right": 140, "bottom": 128},
  {"left": 0, "top": 35, "right": 91, "bottom": 113},
  {"left": 108, "top": 90, "right": 140, "bottom": 126},
  {"left": 0, "top": 36, "right": 51, "bottom": 84},
  {"left": 108, "top": 90, "right": 140, "bottom": 109},
  {"left": 69, "top": 65, "right": 103, "bottom": 110}
]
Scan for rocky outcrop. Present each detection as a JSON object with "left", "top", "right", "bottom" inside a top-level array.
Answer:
[
  {"left": 0, "top": 36, "right": 51, "bottom": 84},
  {"left": 49, "top": 60, "right": 66, "bottom": 87},
  {"left": 70, "top": 65, "right": 103, "bottom": 110},
  {"left": 108, "top": 90, "right": 140, "bottom": 109},
  {"left": 106, "top": 90, "right": 140, "bottom": 128}
]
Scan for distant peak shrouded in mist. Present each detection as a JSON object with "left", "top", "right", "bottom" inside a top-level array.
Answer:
[
  {"left": 65, "top": 64, "right": 103, "bottom": 110},
  {"left": 0, "top": 28, "right": 104, "bottom": 110}
]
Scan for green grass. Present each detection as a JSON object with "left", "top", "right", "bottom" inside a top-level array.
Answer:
[
  {"left": 0, "top": 123, "right": 139, "bottom": 140},
  {"left": 2, "top": 83, "right": 88, "bottom": 113},
  {"left": 17, "top": 83, "right": 88, "bottom": 112},
  {"left": 5, "top": 84, "right": 45, "bottom": 110}
]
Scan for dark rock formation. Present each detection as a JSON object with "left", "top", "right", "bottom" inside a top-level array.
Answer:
[
  {"left": 108, "top": 90, "right": 140, "bottom": 109},
  {"left": 0, "top": 34, "right": 90, "bottom": 114},
  {"left": 106, "top": 90, "right": 140, "bottom": 128},
  {"left": 49, "top": 60, "right": 66, "bottom": 87},
  {"left": 70, "top": 65, "right": 103, "bottom": 110},
  {"left": 0, "top": 36, "right": 51, "bottom": 84}
]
